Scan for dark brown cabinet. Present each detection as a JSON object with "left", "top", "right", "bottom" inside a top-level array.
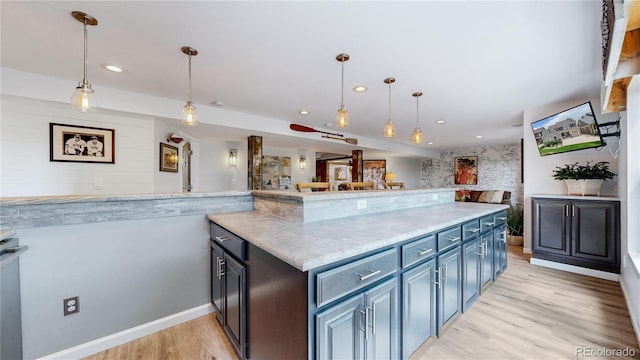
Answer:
[{"left": 532, "top": 197, "right": 620, "bottom": 273}]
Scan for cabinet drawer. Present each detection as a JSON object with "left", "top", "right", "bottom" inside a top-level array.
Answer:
[
  {"left": 493, "top": 211, "right": 508, "bottom": 226},
  {"left": 402, "top": 235, "right": 436, "bottom": 268},
  {"left": 210, "top": 223, "right": 247, "bottom": 261},
  {"left": 480, "top": 215, "right": 496, "bottom": 233},
  {"left": 437, "top": 226, "right": 462, "bottom": 252},
  {"left": 462, "top": 219, "right": 481, "bottom": 241},
  {"left": 316, "top": 249, "right": 397, "bottom": 308}
]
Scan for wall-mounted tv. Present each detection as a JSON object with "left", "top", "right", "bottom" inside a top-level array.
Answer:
[{"left": 531, "top": 101, "right": 605, "bottom": 156}]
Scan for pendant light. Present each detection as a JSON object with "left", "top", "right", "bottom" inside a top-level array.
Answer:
[
  {"left": 335, "top": 53, "right": 350, "bottom": 128},
  {"left": 411, "top": 92, "right": 424, "bottom": 144},
  {"left": 383, "top": 77, "right": 396, "bottom": 138},
  {"left": 70, "top": 11, "right": 98, "bottom": 112},
  {"left": 181, "top": 46, "right": 199, "bottom": 126}
]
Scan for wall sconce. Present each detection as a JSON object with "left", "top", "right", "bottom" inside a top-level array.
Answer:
[
  {"left": 300, "top": 155, "right": 307, "bottom": 169},
  {"left": 229, "top": 149, "right": 238, "bottom": 167}
]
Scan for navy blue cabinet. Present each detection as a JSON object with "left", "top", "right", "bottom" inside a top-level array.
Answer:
[
  {"left": 315, "top": 277, "right": 398, "bottom": 360},
  {"left": 479, "top": 231, "right": 494, "bottom": 291},
  {"left": 493, "top": 225, "right": 507, "bottom": 278},
  {"left": 436, "top": 246, "right": 461, "bottom": 334},
  {"left": 461, "top": 237, "right": 480, "bottom": 312},
  {"left": 401, "top": 259, "right": 436, "bottom": 359}
]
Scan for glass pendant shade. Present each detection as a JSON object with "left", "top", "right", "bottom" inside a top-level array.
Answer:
[
  {"left": 384, "top": 120, "right": 396, "bottom": 138},
  {"left": 336, "top": 106, "right": 350, "bottom": 128},
  {"left": 70, "top": 11, "right": 98, "bottom": 112},
  {"left": 412, "top": 127, "right": 423, "bottom": 144},
  {"left": 182, "top": 101, "right": 198, "bottom": 126},
  {"left": 71, "top": 83, "right": 96, "bottom": 112},
  {"left": 335, "top": 53, "right": 350, "bottom": 128}
]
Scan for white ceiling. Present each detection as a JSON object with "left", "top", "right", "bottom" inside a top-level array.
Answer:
[{"left": 0, "top": 1, "right": 604, "bottom": 153}]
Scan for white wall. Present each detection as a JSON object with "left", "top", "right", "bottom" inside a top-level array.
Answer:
[
  {"left": 619, "top": 76, "right": 640, "bottom": 344},
  {"left": 17, "top": 215, "right": 210, "bottom": 359},
  {"left": 263, "top": 145, "right": 315, "bottom": 189},
  {"left": 522, "top": 97, "right": 620, "bottom": 253},
  {"left": 0, "top": 96, "right": 155, "bottom": 196},
  {"left": 421, "top": 143, "right": 524, "bottom": 205},
  {"left": 385, "top": 156, "right": 423, "bottom": 189}
]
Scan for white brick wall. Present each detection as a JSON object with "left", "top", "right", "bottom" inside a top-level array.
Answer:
[{"left": 421, "top": 143, "right": 524, "bottom": 205}]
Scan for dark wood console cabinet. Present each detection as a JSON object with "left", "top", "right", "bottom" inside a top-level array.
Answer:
[{"left": 532, "top": 197, "right": 620, "bottom": 273}]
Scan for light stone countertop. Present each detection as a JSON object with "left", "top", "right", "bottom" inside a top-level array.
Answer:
[
  {"left": 0, "top": 191, "right": 252, "bottom": 206},
  {"left": 208, "top": 202, "right": 508, "bottom": 272},
  {"left": 252, "top": 188, "right": 456, "bottom": 202}
]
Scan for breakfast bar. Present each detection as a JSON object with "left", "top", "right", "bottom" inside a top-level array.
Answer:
[{"left": 207, "top": 188, "right": 508, "bottom": 360}]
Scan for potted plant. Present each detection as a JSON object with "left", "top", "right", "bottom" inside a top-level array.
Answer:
[
  {"left": 552, "top": 161, "right": 615, "bottom": 196},
  {"left": 506, "top": 205, "right": 524, "bottom": 246}
]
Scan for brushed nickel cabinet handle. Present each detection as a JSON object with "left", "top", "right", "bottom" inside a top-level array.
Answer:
[
  {"left": 356, "top": 269, "right": 381, "bottom": 281},
  {"left": 215, "top": 236, "right": 230, "bottom": 243},
  {"left": 435, "top": 269, "right": 441, "bottom": 289},
  {"left": 448, "top": 236, "right": 461, "bottom": 242},
  {"left": 497, "top": 216, "right": 507, "bottom": 221},
  {"left": 468, "top": 228, "right": 481, "bottom": 233},
  {"left": 418, "top": 248, "right": 434, "bottom": 256}
]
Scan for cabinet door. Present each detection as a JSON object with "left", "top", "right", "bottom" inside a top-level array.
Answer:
[
  {"left": 462, "top": 238, "right": 480, "bottom": 312},
  {"left": 532, "top": 199, "right": 570, "bottom": 255},
  {"left": 402, "top": 260, "right": 436, "bottom": 360},
  {"left": 364, "top": 278, "right": 398, "bottom": 360},
  {"left": 437, "top": 247, "right": 461, "bottom": 335},
  {"left": 316, "top": 295, "right": 365, "bottom": 360},
  {"left": 494, "top": 225, "right": 507, "bottom": 278},
  {"left": 210, "top": 242, "right": 225, "bottom": 317},
  {"left": 571, "top": 201, "right": 618, "bottom": 264},
  {"left": 480, "top": 232, "right": 494, "bottom": 289},
  {"left": 224, "top": 254, "right": 246, "bottom": 359}
]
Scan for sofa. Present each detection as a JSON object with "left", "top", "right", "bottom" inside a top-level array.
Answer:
[{"left": 455, "top": 190, "right": 511, "bottom": 205}]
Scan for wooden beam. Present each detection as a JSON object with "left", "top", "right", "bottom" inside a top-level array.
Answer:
[
  {"left": 604, "top": 77, "right": 631, "bottom": 113},
  {"left": 627, "top": 0, "right": 640, "bottom": 31},
  {"left": 614, "top": 28, "right": 640, "bottom": 79}
]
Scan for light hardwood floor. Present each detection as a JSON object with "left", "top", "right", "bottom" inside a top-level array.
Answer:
[{"left": 84, "top": 246, "right": 639, "bottom": 360}]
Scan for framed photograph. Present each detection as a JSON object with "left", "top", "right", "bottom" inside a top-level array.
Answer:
[
  {"left": 159, "top": 143, "right": 179, "bottom": 173},
  {"left": 50, "top": 123, "right": 115, "bottom": 163},
  {"left": 363, "top": 159, "right": 386, "bottom": 189},
  {"left": 454, "top": 156, "right": 478, "bottom": 185}
]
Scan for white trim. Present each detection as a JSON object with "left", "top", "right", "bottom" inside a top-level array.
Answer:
[
  {"left": 629, "top": 252, "right": 640, "bottom": 276},
  {"left": 37, "top": 303, "right": 214, "bottom": 360},
  {"left": 529, "top": 258, "right": 620, "bottom": 282}
]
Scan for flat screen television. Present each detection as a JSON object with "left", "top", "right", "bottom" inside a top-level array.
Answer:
[{"left": 531, "top": 101, "right": 605, "bottom": 156}]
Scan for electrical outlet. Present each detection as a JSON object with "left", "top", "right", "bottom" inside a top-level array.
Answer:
[{"left": 64, "top": 296, "right": 79, "bottom": 316}]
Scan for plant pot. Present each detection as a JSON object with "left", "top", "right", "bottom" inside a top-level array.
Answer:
[
  {"left": 564, "top": 179, "right": 603, "bottom": 196},
  {"left": 507, "top": 234, "right": 524, "bottom": 246}
]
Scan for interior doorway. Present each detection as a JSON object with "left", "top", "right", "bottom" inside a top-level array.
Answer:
[{"left": 182, "top": 142, "right": 192, "bottom": 192}]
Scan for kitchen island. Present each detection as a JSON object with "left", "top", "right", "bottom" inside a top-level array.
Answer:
[{"left": 207, "top": 189, "right": 508, "bottom": 360}]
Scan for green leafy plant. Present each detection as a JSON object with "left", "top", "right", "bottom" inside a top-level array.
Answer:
[
  {"left": 551, "top": 161, "right": 615, "bottom": 181},
  {"left": 506, "top": 205, "right": 524, "bottom": 236}
]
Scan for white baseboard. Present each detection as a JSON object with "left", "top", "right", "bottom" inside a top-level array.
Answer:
[
  {"left": 38, "top": 303, "right": 214, "bottom": 360},
  {"left": 529, "top": 258, "right": 620, "bottom": 282},
  {"left": 620, "top": 275, "right": 640, "bottom": 348}
]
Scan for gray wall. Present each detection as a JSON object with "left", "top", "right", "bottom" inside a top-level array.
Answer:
[
  {"left": 421, "top": 143, "right": 524, "bottom": 205},
  {"left": 18, "top": 215, "right": 210, "bottom": 359}
]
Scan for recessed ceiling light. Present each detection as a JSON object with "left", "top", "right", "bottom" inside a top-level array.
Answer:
[
  {"left": 299, "top": 110, "right": 310, "bottom": 115},
  {"left": 427, "top": 141, "right": 434, "bottom": 145},
  {"left": 475, "top": 135, "right": 483, "bottom": 139},
  {"left": 436, "top": 119, "right": 446, "bottom": 124},
  {"left": 211, "top": 100, "right": 225, "bottom": 107},
  {"left": 324, "top": 123, "right": 332, "bottom": 127},
  {"left": 102, "top": 64, "right": 123, "bottom": 73},
  {"left": 353, "top": 85, "right": 367, "bottom": 92}
]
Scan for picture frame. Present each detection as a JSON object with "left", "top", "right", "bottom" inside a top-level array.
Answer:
[
  {"left": 159, "top": 143, "right": 179, "bottom": 173},
  {"left": 454, "top": 156, "right": 478, "bottom": 185},
  {"left": 50, "top": 123, "right": 115, "bottom": 163},
  {"left": 363, "top": 159, "right": 386, "bottom": 189}
]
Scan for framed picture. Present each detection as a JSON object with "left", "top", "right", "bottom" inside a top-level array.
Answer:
[
  {"left": 50, "top": 123, "right": 115, "bottom": 163},
  {"left": 363, "top": 159, "right": 386, "bottom": 189},
  {"left": 159, "top": 143, "right": 179, "bottom": 172},
  {"left": 454, "top": 156, "right": 478, "bottom": 185},
  {"left": 261, "top": 155, "right": 292, "bottom": 190}
]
